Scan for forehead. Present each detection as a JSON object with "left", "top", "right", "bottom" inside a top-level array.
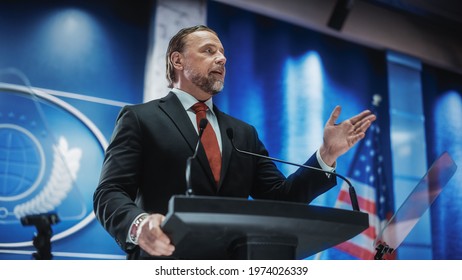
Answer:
[{"left": 185, "top": 30, "right": 223, "bottom": 49}]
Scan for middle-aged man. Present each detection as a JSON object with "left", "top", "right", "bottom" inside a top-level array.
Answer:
[{"left": 93, "top": 25, "right": 376, "bottom": 259}]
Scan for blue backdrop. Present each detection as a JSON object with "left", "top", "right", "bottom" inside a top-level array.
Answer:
[
  {"left": 422, "top": 65, "right": 462, "bottom": 259},
  {"left": 0, "top": 0, "right": 460, "bottom": 260},
  {"left": 0, "top": 0, "right": 149, "bottom": 259}
]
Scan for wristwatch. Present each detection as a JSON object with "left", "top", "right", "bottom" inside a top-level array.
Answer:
[{"left": 129, "top": 213, "right": 149, "bottom": 245}]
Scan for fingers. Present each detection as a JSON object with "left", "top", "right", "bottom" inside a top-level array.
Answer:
[
  {"left": 352, "top": 113, "right": 376, "bottom": 135},
  {"left": 327, "top": 106, "right": 376, "bottom": 128},
  {"left": 348, "top": 132, "right": 366, "bottom": 146},
  {"left": 357, "top": 116, "right": 374, "bottom": 132},
  {"left": 327, "top": 105, "right": 341, "bottom": 126},
  {"left": 350, "top": 109, "right": 376, "bottom": 126},
  {"left": 138, "top": 214, "right": 175, "bottom": 256}
]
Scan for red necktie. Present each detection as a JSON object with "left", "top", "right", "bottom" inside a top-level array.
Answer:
[{"left": 191, "top": 102, "right": 221, "bottom": 185}]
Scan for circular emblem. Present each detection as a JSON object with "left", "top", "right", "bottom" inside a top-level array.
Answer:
[
  {"left": 0, "top": 124, "right": 45, "bottom": 202},
  {"left": 0, "top": 86, "right": 107, "bottom": 246}
]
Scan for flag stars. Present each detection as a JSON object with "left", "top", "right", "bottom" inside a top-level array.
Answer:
[
  {"left": 369, "top": 175, "right": 375, "bottom": 183},
  {"left": 366, "top": 139, "right": 371, "bottom": 147}
]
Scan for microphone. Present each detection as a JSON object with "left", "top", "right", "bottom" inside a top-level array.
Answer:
[
  {"left": 185, "top": 118, "right": 209, "bottom": 196},
  {"left": 226, "top": 128, "right": 360, "bottom": 211}
]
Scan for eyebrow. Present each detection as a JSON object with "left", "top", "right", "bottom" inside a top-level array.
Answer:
[{"left": 200, "top": 43, "right": 225, "bottom": 53}]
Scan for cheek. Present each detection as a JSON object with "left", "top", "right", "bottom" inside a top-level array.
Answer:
[{"left": 183, "top": 57, "right": 212, "bottom": 76}]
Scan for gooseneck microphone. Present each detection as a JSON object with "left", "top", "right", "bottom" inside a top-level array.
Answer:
[
  {"left": 226, "top": 128, "right": 360, "bottom": 211},
  {"left": 185, "top": 118, "right": 209, "bottom": 196}
]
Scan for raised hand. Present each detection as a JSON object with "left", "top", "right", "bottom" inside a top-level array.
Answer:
[{"left": 319, "top": 106, "right": 376, "bottom": 166}]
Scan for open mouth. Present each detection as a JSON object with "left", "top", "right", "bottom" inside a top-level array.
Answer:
[{"left": 210, "top": 68, "right": 225, "bottom": 76}]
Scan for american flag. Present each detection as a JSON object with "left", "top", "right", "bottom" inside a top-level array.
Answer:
[{"left": 333, "top": 100, "right": 394, "bottom": 259}]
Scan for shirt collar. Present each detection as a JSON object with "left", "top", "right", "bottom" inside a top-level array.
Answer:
[{"left": 171, "top": 88, "right": 215, "bottom": 114}]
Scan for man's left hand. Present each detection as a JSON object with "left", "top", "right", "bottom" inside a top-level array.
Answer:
[{"left": 320, "top": 105, "right": 376, "bottom": 166}]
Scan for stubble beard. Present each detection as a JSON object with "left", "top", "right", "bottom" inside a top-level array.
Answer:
[{"left": 190, "top": 72, "right": 224, "bottom": 96}]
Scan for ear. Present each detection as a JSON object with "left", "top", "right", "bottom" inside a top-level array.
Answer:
[{"left": 171, "top": 51, "right": 183, "bottom": 70}]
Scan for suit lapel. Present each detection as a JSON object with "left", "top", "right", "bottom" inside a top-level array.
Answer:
[
  {"left": 158, "top": 92, "right": 217, "bottom": 189},
  {"left": 158, "top": 92, "right": 197, "bottom": 150}
]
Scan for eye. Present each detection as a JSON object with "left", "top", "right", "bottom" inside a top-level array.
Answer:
[{"left": 205, "top": 48, "right": 215, "bottom": 54}]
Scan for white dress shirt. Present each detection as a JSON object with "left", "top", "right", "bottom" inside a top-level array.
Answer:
[{"left": 171, "top": 88, "right": 222, "bottom": 153}]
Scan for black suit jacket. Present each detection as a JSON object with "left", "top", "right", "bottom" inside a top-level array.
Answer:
[{"left": 93, "top": 92, "right": 336, "bottom": 258}]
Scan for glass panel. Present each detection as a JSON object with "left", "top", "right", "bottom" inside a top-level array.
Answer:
[{"left": 374, "top": 152, "right": 457, "bottom": 259}]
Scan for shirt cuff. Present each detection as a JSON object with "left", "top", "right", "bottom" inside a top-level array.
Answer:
[{"left": 316, "top": 149, "right": 336, "bottom": 176}]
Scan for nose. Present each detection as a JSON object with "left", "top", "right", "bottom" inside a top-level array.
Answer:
[{"left": 216, "top": 51, "right": 226, "bottom": 65}]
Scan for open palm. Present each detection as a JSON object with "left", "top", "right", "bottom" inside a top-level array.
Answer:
[{"left": 320, "top": 106, "right": 376, "bottom": 166}]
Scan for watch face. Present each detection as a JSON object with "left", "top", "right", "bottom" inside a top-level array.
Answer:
[
  {"left": 130, "top": 214, "right": 149, "bottom": 243},
  {"left": 0, "top": 87, "right": 107, "bottom": 246}
]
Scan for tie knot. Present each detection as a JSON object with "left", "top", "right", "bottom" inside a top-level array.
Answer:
[{"left": 192, "top": 102, "right": 208, "bottom": 114}]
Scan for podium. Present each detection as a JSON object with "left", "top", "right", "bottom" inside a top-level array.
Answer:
[{"left": 161, "top": 195, "right": 369, "bottom": 259}]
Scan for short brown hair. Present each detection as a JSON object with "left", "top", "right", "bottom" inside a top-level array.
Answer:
[{"left": 165, "top": 25, "right": 217, "bottom": 88}]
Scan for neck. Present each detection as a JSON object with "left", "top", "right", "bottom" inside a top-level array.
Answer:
[{"left": 173, "top": 83, "right": 213, "bottom": 102}]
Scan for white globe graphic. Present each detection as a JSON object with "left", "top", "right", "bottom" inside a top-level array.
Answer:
[{"left": 0, "top": 124, "right": 45, "bottom": 202}]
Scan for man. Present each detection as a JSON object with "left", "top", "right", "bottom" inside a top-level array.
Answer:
[{"left": 93, "top": 25, "right": 376, "bottom": 259}]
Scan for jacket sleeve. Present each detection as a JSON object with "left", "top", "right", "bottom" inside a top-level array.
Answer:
[
  {"left": 93, "top": 106, "right": 145, "bottom": 253},
  {"left": 248, "top": 126, "right": 337, "bottom": 203}
]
